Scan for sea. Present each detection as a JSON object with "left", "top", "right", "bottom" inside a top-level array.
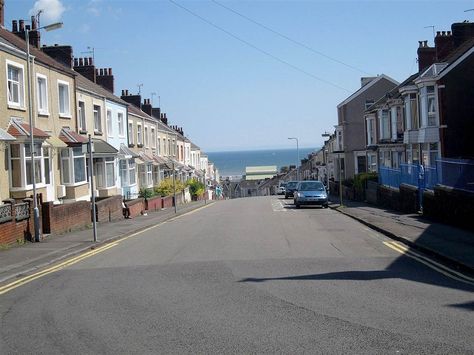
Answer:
[{"left": 207, "top": 148, "right": 317, "bottom": 179}]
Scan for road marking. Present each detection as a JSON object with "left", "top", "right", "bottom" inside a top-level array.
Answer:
[
  {"left": 271, "top": 199, "right": 286, "bottom": 212},
  {"left": 0, "top": 243, "right": 118, "bottom": 295},
  {"left": 383, "top": 241, "right": 474, "bottom": 286},
  {"left": 1, "top": 203, "right": 215, "bottom": 296}
]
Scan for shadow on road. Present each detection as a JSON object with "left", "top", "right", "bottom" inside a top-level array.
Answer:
[
  {"left": 239, "top": 255, "right": 474, "bottom": 293},
  {"left": 446, "top": 301, "right": 474, "bottom": 311}
]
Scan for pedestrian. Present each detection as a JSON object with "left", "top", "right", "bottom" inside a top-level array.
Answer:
[{"left": 122, "top": 201, "right": 131, "bottom": 219}]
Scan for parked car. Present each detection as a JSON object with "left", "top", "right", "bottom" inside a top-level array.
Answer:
[
  {"left": 284, "top": 181, "right": 299, "bottom": 199},
  {"left": 294, "top": 180, "right": 328, "bottom": 208},
  {"left": 276, "top": 182, "right": 287, "bottom": 195}
]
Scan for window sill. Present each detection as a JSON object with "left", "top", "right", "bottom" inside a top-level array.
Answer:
[
  {"left": 137, "top": 144, "right": 144, "bottom": 148},
  {"left": 62, "top": 181, "right": 88, "bottom": 188},
  {"left": 8, "top": 105, "right": 26, "bottom": 111},
  {"left": 94, "top": 131, "right": 103, "bottom": 136},
  {"left": 128, "top": 144, "right": 135, "bottom": 148},
  {"left": 59, "top": 114, "right": 72, "bottom": 119},
  {"left": 38, "top": 112, "right": 50, "bottom": 117},
  {"left": 79, "top": 130, "right": 88, "bottom": 135}
]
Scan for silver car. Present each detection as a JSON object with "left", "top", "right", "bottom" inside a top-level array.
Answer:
[{"left": 294, "top": 181, "right": 328, "bottom": 208}]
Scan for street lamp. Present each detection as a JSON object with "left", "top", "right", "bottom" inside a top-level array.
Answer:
[
  {"left": 25, "top": 21, "right": 63, "bottom": 242},
  {"left": 288, "top": 137, "right": 299, "bottom": 181}
]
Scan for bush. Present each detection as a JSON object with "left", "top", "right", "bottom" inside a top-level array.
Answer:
[
  {"left": 353, "top": 172, "right": 378, "bottom": 191},
  {"left": 154, "top": 178, "right": 185, "bottom": 197},
  {"left": 138, "top": 188, "right": 154, "bottom": 199},
  {"left": 187, "top": 178, "right": 205, "bottom": 197}
]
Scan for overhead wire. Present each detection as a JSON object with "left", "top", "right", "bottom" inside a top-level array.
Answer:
[
  {"left": 167, "top": 0, "right": 352, "bottom": 93},
  {"left": 211, "top": 0, "right": 372, "bottom": 76}
]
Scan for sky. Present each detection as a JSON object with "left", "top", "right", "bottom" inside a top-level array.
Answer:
[{"left": 6, "top": 0, "right": 474, "bottom": 152}]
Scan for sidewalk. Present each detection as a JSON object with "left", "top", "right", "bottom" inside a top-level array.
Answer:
[
  {"left": 0, "top": 200, "right": 211, "bottom": 284},
  {"left": 329, "top": 197, "right": 474, "bottom": 273}
]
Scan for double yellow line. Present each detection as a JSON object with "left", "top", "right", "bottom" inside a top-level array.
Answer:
[
  {"left": 0, "top": 202, "right": 215, "bottom": 296},
  {"left": 0, "top": 243, "right": 118, "bottom": 295},
  {"left": 384, "top": 241, "right": 474, "bottom": 286}
]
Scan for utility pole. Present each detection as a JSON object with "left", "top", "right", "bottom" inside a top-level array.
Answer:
[{"left": 172, "top": 160, "right": 177, "bottom": 213}]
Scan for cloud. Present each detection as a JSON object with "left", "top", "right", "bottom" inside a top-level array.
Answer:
[
  {"left": 29, "top": 0, "right": 65, "bottom": 23},
  {"left": 87, "top": 0, "right": 102, "bottom": 17}
]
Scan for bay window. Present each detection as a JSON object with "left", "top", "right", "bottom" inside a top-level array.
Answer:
[
  {"left": 379, "top": 110, "right": 390, "bottom": 140},
  {"left": 95, "top": 157, "right": 116, "bottom": 188},
  {"left": 61, "top": 147, "right": 86, "bottom": 185},
  {"left": 9, "top": 142, "right": 45, "bottom": 189},
  {"left": 427, "top": 86, "right": 437, "bottom": 126}
]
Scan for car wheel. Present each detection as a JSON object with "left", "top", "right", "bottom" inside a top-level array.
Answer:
[
  {"left": 295, "top": 203, "right": 300, "bottom": 209},
  {"left": 323, "top": 204, "right": 328, "bottom": 208}
]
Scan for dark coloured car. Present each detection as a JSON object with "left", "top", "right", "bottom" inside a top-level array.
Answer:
[
  {"left": 284, "top": 181, "right": 299, "bottom": 199},
  {"left": 294, "top": 180, "right": 328, "bottom": 208}
]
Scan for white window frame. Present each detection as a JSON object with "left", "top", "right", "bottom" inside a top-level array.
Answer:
[
  {"left": 36, "top": 73, "right": 49, "bottom": 115},
  {"left": 151, "top": 128, "right": 156, "bottom": 148},
  {"left": 78, "top": 101, "right": 86, "bottom": 132},
  {"left": 137, "top": 123, "right": 143, "bottom": 145},
  {"left": 118, "top": 112, "right": 125, "bottom": 137},
  {"left": 60, "top": 147, "right": 87, "bottom": 186},
  {"left": 8, "top": 142, "right": 45, "bottom": 190},
  {"left": 144, "top": 126, "right": 149, "bottom": 147},
  {"left": 57, "top": 80, "right": 71, "bottom": 117},
  {"left": 157, "top": 137, "right": 161, "bottom": 155},
  {"left": 93, "top": 104, "right": 102, "bottom": 133},
  {"left": 95, "top": 157, "right": 116, "bottom": 189},
  {"left": 128, "top": 122, "right": 134, "bottom": 145},
  {"left": 6, "top": 60, "right": 25, "bottom": 109},
  {"left": 106, "top": 109, "right": 113, "bottom": 137}
]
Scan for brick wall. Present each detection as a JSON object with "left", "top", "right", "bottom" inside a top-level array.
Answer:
[
  {"left": 125, "top": 198, "right": 145, "bottom": 218},
  {"left": 42, "top": 200, "right": 91, "bottom": 235},
  {"left": 95, "top": 196, "right": 123, "bottom": 223},
  {"left": 0, "top": 201, "right": 31, "bottom": 246},
  {"left": 145, "top": 196, "right": 162, "bottom": 212},
  {"left": 162, "top": 196, "right": 173, "bottom": 209}
]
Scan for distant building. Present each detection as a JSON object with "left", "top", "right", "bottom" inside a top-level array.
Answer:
[{"left": 244, "top": 166, "right": 277, "bottom": 181}]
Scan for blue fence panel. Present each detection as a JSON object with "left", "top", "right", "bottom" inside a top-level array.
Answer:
[
  {"left": 400, "top": 164, "right": 419, "bottom": 187},
  {"left": 424, "top": 166, "right": 438, "bottom": 189},
  {"left": 379, "top": 167, "right": 401, "bottom": 189},
  {"left": 437, "top": 159, "right": 474, "bottom": 192}
]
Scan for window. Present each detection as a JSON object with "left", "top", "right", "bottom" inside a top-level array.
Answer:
[
  {"left": 107, "top": 110, "right": 113, "bottom": 136},
  {"left": 43, "top": 147, "right": 51, "bottom": 184},
  {"left": 25, "top": 143, "right": 43, "bottom": 185},
  {"left": 137, "top": 124, "right": 143, "bottom": 145},
  {"left": 410, "top": 93, "right": 419, "bottom": 129},
  {"left": 157, "top": 137, "right": 161, "bottom": 155},
  {"left": 96, "top": 157, "right": 115, "bottom": 188},
  {"left": 367, "top": 154, "right": 377, "bottom": 172},
  {"left": 144, "top": 126, "right": 149, "bottom": 146},
  {"left": 61, "top": 147, "right": 86, "bottom": 185},
  {"left": 153, "top": 166, "right": 160, "bottom": 184},
  {"left": 128, "top": 122, "right": 134, "bottom": 145},
  {"left": 147, "top": 164, "right": 153, "bottom": 186},
  {"left": 427, "top": 86, "right": 437, "bottom": 126},
  {"left": 36, "top": 75, "right": 48, "bottom": 114},
  {"left": 78, "top": 101, "right": 86, "bottom": 132},
  {"left": 94, "top": 105, "right": 102, "bottom": 133},
  {"left": 151, "top": 128, "right": 156, "bottom": 148},
  {"left": 367, "top": 117, "right": 375, "bottom": 145},
  {"left": 9, "top": 143, "right": 46, "bottom": 188},
  {"left": 138, "top": 163, "right": 152, "bottom": 187},
  {"left": 118, "top": 112, "right": 124, "bottom": 137},
  {"left": 58, "top": 81, "right": 70, "bottom": 116},
  {"left": 7, "top": 61, "right": 25, "bottom": 108},
  {"left": 129, "top": 160, "right": 136, "bottom": 185},
  {"left": 380, "top": 110, "right": 390, "bottom": 140}
]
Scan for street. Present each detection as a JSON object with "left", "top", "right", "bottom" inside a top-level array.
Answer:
[{"left": 1, "top": 196, "right": 473, "bottom": 354}]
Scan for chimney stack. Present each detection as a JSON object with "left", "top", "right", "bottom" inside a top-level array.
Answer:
[
  {"left": 120, "top": 89, "right": 142, "bottom": 108},
  {"left": 417, "top": 39, "right": 436, "bottom": 72},
  {"left": 73, "top": 57, "right": 96, "bottom": 82},
  {"left": 42, "top": 44, "right": 73, "bottom": 68},
  {"left": 12, "top": 18, "right": 41, "bottom": 48},
  {"left": 160, "top": 113, "right": 168, "bottom": 125},
  {"left": 151, "top": 107, "right": 161, "bottom": 120},
  {"left": 0, "top": 0, "right": 4, "bottom": 28},
  {"left": 96, "top": 67, "right": 115, "bottom": 93},
  {"left": 435, "top": 29, "right": 454, "bottom": 62},
  {"left": 142, "top": 98, "right": 152, "bottom": 116}
]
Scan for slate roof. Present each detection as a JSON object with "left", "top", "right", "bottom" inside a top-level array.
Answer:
[
  {"left": 59, "top": 127, "right": 88, "bottom": 144},
  {"left": 92, "top": 138, "right": 118, "bottom": 155},
  {"left": 7, "top": 121, "right": 50, "bottom": 138},
  {"left": 0, "top": 27, "right": 76, "bottom": 77},
  {"left": 75, "top": 74, "right": 129, "bottom": 106}
]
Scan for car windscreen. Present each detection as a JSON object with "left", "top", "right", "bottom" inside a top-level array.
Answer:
[
  {"left": 298, "top": 182, "right": 325, "bottom": 191},
  {"left": 286, "top": 182, "right": 298, "bottom": 189}
]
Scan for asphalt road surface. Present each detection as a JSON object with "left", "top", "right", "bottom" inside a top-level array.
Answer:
[{"left": 1, "top": 196, "right": 473, "bottom": 354}]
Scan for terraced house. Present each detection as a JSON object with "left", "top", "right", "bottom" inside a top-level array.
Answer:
[{"left": 0, "top": 22, "right": 84, "bottom": 203}]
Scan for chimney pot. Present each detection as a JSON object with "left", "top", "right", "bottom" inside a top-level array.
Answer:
[
  {"left": 12, "top": 20, "right": 18, "bottom": 32},
  {"left": 423, "top": 40, "right": 428, "bottom": 47},
  {"left": 121, "top": 90, "right": 125, "bottom": 96},
  {"left": 19, "top": 19, "right": 24, "bottom": 31},
  {"left": 108, "top": 68, "right": 112, "bottom": 75},
  {"left": 442, "top": 31, "right": 446, "bottom": 36},
  {"left": 31, "top": 15, "right": 36, "bottom": 30},
  {"left": 25, "top": 25, "right": 30, "bottom": 31},
  {"left": 79, "top": 58, "right": 84, "bottom": 66},
  {"left": 436, "top": 31, "right": 441, "bottom": 36},
  {"left": 89, "top": 57, "right": 93, "bottom": 65},
  {"left": 418, "top": 41, "right": 423, "bottom": 48},
  {"left": 447, "top": 31, "right": 451, "bottom": 36}
]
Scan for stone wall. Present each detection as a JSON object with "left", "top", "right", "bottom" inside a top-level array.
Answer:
[
  {"left": 377, "top": 185, "right": 401, "bottom": 211},
  {"left": 399, "top": 184, "right": 419, "bottom": 213}
]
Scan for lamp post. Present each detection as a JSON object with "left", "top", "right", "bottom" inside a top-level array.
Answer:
[
  {"left": 288, "top": 137, "right": 299, "bottom": 181},
  {"left": 25, "top": 21, "right": 63, "bottom": 242}
]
